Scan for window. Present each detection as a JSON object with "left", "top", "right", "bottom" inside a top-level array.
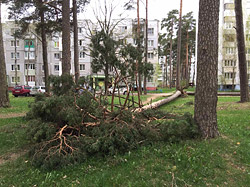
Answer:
[
  {"left": 25, "top": 75, "right": 35, "bottom": 82},
  {"left": 54, "top": 53, "right": 60, "bottom": 59},
  {"left": 80, "top": 64, "right": 85, "bottom": 71},
  {"left": 225, "top": 47, "right": 235, "bottom": 54},
  {"left": 224, "top": 34, "right": 234, "bottom": 42},
  {"left": 120, "top": 26, "right": 127, "bottom": 33},
  {"left": 79, "top": 39, "right": 84, "bottom": 46},
  {"left": 224, "top": 60, "right": 236, "bottom": 66},
  {"left": 247, "top": 48, "right": 250, "bottom": 54},
  {"left": 11, "top": 40, "right": 19, "bottom": 47},
  {"left": 148, "top": 40, "right": 154, "bottom": 47},
  {"left": 11, "top": 52, "right": 20, "bottom": 59},
  {"left": 78, "top": 27, "right": 83, "bottom": 33},
  {"left": 148, "top": 28, "right": 154, "bottom": 35},
  {"left": 224, "top": 3, "right": 234, "bottom": 10},
  {"left": 24, "top": 51, "right": 35, "bottom": 59},
  {"left": 79, "top": 51, "right": 85, "bottom": 59},
  {"left": 11, "top": 64, "right": 20, "bottom": 71},
  {"left": 54, "top": 41, "right": 59, "bottom": 48},
  {"left": 224, "top": 22, "right": 234, "bottom": 29},
  {"left": 224, "top": 72, "right": 236, "bottom": 79},
  {"left": 148, "top": 52, "right": 154, "bottom": 59},
  {"left": 54, "top": 65, "right": 59, "bottom": 71},
  {"left": 24, "top": 40, "right": 34, "bottom": 48},
  {"left": 25, "top": 64, "right": 35, "bottom": 70},
  {"left": 11, "top": 76, "right": 20, "bottom": 83}
]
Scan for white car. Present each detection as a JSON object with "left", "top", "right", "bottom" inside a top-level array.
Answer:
[
  {"left": 30, "top": 86, "right": 46, "bottom": 96},
  {"left": 108, "top": 87, "right": 128, "bottom": 95}
]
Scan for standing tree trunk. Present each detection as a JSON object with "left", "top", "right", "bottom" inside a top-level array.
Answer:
[
  {"left": 62, "top": 0, "right": 71, "bottom": 75},
  {"left": 169, "top": 18, "right": 174, "bottom": 89},
  {"left": 136, "top": 0, "right": 141, "bottom": 106},
  {"left": 0, "top": 1, "right": 10, "bottom": 107},
  {"left": 185, "top": 28, "right": 189, "bottom": 87},
  {"left": 194, "top": 0, "right": 220, "bottom": 138},
  {"left": 39, "top": 0, "right": 50, "bottom": 93},
  {"left": 235, "top": 0, "right": 249, "bottom": 102},
  {"left": 73, "top": 0, "right": 79, "bottom": 84},
  {"left": 176, "top": 0, "right": 183, "bottom": 90},
  {"left": 143, "top": 0, "right": 148, "bottom": 95}
]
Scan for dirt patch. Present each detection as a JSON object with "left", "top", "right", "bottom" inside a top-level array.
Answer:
[
  {"left": 0, "top": 113, "right": 26, "bottom": 119},
  {"left": 0, "top": 151, "right": 27, "bottom": 166},
  {"left": 217, "top": 102, "right": 250, "bottom": 111}
]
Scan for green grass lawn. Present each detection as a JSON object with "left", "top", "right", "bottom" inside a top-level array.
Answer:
[{"left": 0, "top": 95, "right": 249, "bottom": 186}]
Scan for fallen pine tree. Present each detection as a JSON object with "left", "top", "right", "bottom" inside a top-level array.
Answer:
[{"left": 26, "top": 76, "right": 199, "bottom": 170}]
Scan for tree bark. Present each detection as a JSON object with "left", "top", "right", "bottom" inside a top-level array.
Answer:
[
  {"left": 135, "top": 91, "right": 181, "bottom": 112},
  {"left": 0, "top": 1, "right": 10, "bottom": 107},
  {"left": 73, "top": 0, "right": 79, "bottom": 84},
  {"left": 234, "top": 0, "right": 249, "bottom": 102},
  {"left": 176, "top": 0, "right": 183, "bottom": 90},
  {"left": 194, "top": 0, "right": 220, "bottom": 138},
  {"left": 143, "top": 0, "right": 148, "bottom": 95},
  {"left": 185, "top": 29, "right": 189, "bottom": 87},
  {"left": 169, "top": 18, "right": 174, "bottom": 89},
  {"left": 62, "top": 0, "right": 71, "bottom": 75},
  {"left": 39, "top": 0, "right": 50, "bottom": 93}
]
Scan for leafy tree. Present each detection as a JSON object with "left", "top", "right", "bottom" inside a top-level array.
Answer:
[
  {"left": 234, "top": 0, "right": 249, "bottom": 102},
  {"left": 0, "top": 0, "right": 10, "bottom": 107},
  {"left": 194, "top": 0, "right": 220, "bottom": 138}
]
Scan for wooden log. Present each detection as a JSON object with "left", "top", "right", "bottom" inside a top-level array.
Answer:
[{"left": 135, "top": 91, "right": 182, "bottom": 112}]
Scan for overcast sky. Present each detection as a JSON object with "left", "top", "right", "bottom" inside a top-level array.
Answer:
[
  {"left": 2, "top": 0, "right": 199, "bottom": 24},
  {"left": 81, "top": 0, "right": 199, "bottom": 22}
]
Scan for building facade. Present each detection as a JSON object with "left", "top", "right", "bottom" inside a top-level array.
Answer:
[
  {"left": 3, "top": 19, "right": 159, "bottom": 89},
  {"left": 219, "top": 0, "right": 250, "bottom": 90}
]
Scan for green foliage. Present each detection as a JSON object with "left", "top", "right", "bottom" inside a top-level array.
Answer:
[{"left": 25, "top": 77, "right": 198, "bottom": 170}]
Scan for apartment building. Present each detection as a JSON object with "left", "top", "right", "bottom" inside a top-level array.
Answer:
[
  {"left": 3, "top": 19, "right": 159, "bottom": 89},
  {"left": 219, "top": 0, "right": 250, "bottom": 90}
]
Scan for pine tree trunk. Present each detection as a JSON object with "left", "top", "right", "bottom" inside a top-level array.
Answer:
[
  {"left": 39, "top": 1, "right": 50, "bottom": 93},
  {"left": 73, "top": 0, "right": 79, "bottom": 84},
  {"left": 169, "top": 19, "right": 174, "bottom": 89},
  {"left": 176, "top": 0, "right": 183, "bottom": 90},
  {"left": 62, "top": 0, "right": 71, "bottom": 75},
  {"left": 234, "top": 0, "right": 249, "bottom": 102},
  {"left": 0, "top": 2, "right": 10, "bottom": 107},
  {"left": 185, "top": 29, "right": 189, "bottom": 87},
  {"left": 143, "top": 0, "right": 148, "bottom": 95},
  {"left": 194, "top": 0, "right": 220, "bottom": 138}
]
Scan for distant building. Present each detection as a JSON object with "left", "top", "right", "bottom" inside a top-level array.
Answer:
[
  {"left": 218, "top": 0, "right": 250, "bottom": 90},
  {"left": 2, "top": 19, "right": 159, "bottom": 89}
]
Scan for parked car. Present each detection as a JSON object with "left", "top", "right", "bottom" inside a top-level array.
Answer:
[
  {"left": 108, "top": 86, "right": 128, "bottom": 95},
  {"left": 30, "top": 86, "right": 46, "bottom": 96},
  {"left": 12, "top": 85, "right": 32, "bottom": 97}
]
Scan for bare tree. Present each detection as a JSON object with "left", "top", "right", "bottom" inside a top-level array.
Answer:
[
  {"left": 0, "top": 1, "right": 10, "bottom": 107},
  {"left": 194, "top": 0, "right": 220, "bottom": 138},
  {"left": 234, "top": 0, "right": 249, "bottom": 102}
]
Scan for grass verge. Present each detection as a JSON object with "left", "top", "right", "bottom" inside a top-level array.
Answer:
[{"left": 0, "top": 95, "right": 249, "bottom": 186}]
